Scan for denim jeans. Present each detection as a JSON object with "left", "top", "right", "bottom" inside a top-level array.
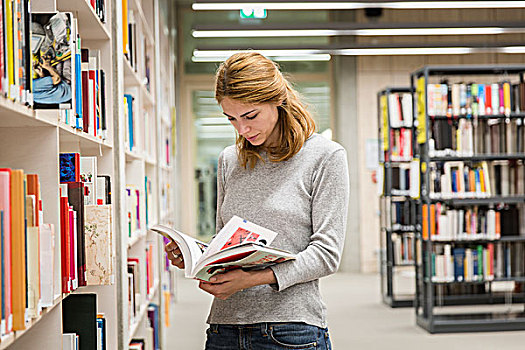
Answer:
[{"left": 205, "top": 322, "right": 332, "bottom": 350}]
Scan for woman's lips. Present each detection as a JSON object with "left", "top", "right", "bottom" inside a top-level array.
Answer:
[{"left": 246, "top": 134, "right": 258, "bottom": 142}]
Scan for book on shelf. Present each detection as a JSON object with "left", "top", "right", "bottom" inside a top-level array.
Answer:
[
  {"left": 63, "top": 293, "right": 98, "bottom": 350},
  {"left": 431, "top": 160, "right": 524, "bottom": 199},
  {"left": 387, "top": 92, "right": 413, "bottom": 128},
  {"left": 392, "top": 234, "right": 414, "bottom": 265},
  {"left": 124, "top": 93, "right": 135, "bottom": 152},
  {"left": 428, "top": 116, "right": 525, "bottom": 156},
  {"left": 29, "top": 11, "right": 108, "bottom": 136},
  {"left": 32, "top": 13, "right": 74, "bottom": 110},
  {"left": 63, "top": 333, "right": 80, "bottom": 350},
  {"left": 429, "top": 242, "right": 525, "bottom": 283},
  {"left": 97, "top": 313, "right": 107, "bottom": 350},
  {"left": 150, "top": 216, "right": 296, "bottom": 282},
  {"left": 85, "top": 205, "right": 114, "bottom": 286},
  {"left": 147, "top": 304, "right": 160, "bottom": 350},
  {"left": 391, "top": 200, "right": 412, "bottom": 227},
  {"left": 127, "top": 258, "right": 141, "bottom": 322},
  {"left": 97, "top": 175, "right": 112, "bottom": 205},
  {"left": 422, "top": 203, "right": 525, "bottom": 241},
  {"left": 1, "top": 0, "right": 32, "bottom": 103},
  {"left": 145, "top": 243, "right": 154, "bottom": 295},
  {"left": 0, "top": 169, "right": 62, "bottom": 334},
  {"left": 126, "top": 185, "right": 143, "bottom": 237},
  {"left": 10, "top": 169, "right": 26, "bottom": 330},
  {"left": 89, "top": 0, "right": 106, "bottom": 23},
  {"left": 60, "top": 153, "right": 81, "bottom": 183},
  {"left": 129, "top": 339, "right": 146, "bottom": 350},
  {"left": 40, "top": 223, "right": 55, "bottom": 307},
  {"left": 59, "top": 155, "right": 114, "bottom": 291},
  {"left": 67, "top": 182, "right": 87, "bottom": 287},
  {"left": 80, "top": 156, "right": 98, "bottom": 206}
]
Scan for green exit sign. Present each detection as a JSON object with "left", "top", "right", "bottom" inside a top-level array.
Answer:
[{"left": 240, "top": 8, "right": 267, "bottom": 19}]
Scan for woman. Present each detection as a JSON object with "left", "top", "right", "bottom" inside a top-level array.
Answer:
[{"left": 166, "top": 52, "right": 349, "bottom": 349}]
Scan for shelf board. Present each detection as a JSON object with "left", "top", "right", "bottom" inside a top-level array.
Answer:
[
  {"left": 128, "top": 229, "right": 147, "bottom": 248},
  {"left": 0, "top": 97, "right": 40, "bottom": 127},
  {"left": 413, "top": 64, "right": 525, "bottom": 77},
  {"left": 428, "top": 112, "right": 525, "bottom": 120},
  {"left": 431, "top": 293, "right": 525, "bottom": 306},
  {"left": 426, "top": 235, "right": 525, "bottom": 244},
  {"left": 125, "top": 150, "right": 144, "bottom": 162},
  {"left": 56, "top": 0, "right": 110, "bottom": 41},
  {"left": 0, "top": 296, "right": 62, "bottom": 349},
  {"left": 388, "top": 225, "right": 416, "bottom": 233},
  {"left": 128, "top": 280, "right": 159, "bottom": 342},
  {"left": 389, "top": 157, "right": 412, "bottom": 163},
  {"left": 390, "top": 189, "right": 410, "bottom": 197},
  {"left": 123, "top": 58, "right": 143, "bottom": 87},
  {"left": 428, "top": 195, "right": 525, "bottom": 205},
  {"left": 141, "top": 86, "right": 155, "bottom": 108},
  {"left": 161, "top": 117, "right": 171, "bottom": 125},
  {"left": 59, "top": 123, "right": 113, "bottom": 150},
  {"left": 390, "top": 125, "right": 412, "bottom": 130},
  {"left": 430, "top": 153, "right": 525, "bottom": 162},
  {"left": 382, "top": 295, "right": 414, "bottom": 308},
  {"left": 145, "top": 157, "right": 157, "bottom": 166},
  {"left": 131, "top": 0, "right": 155, "bottom": 44},
  {"left": 427, "top": 277, "right": 525, "bottom": 285},
  {"left": 160, "top": 164, "right": 172, "bottom": 172},
  {"left": 417, "top": 311, "right": 525, "bottom": 333}
]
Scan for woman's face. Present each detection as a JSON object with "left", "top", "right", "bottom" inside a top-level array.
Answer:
[{"left": 220, "top": 97, "right": 280, "bottom": 147}]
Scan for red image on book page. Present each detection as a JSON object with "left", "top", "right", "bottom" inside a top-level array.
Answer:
[
  {"left": 245, "top": 232, "right": 260, "bottom": 242},
  {"left": 221, "top": 228, "right": 251, "bottom": 250}
]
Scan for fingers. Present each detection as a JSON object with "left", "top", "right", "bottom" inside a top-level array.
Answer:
[
  {"left": 198, "top": 281, "right": 233, "bottom": 300},
  {"left": 165, "top": 241, "right": 185, "bottom": 269},
  {"left": 165, "top": 241, "right": 178, "bottom": 252}
]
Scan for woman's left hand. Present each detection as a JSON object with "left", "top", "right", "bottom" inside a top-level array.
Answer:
[
  {"left": 199, "top": 269, "right": 250, "bottom": 300},
  {"left": 198, "top": 268, "right": 277, "bottom": 300}
]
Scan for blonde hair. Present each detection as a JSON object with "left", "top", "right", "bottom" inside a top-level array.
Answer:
[{"left": 215, "top": 52, "right": 316, "bottom": 168}]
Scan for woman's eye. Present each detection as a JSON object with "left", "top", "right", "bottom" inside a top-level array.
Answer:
[
  {"left": 228, "top": 117, "right": 235, "bottom": 122},
  {"left": 246, "top": 113, "right": 258, "bottom": 120}
]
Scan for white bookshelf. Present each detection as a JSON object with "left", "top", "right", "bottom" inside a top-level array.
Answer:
[{"left": 0, "top": 0, "right": 176, "bottom": 349}]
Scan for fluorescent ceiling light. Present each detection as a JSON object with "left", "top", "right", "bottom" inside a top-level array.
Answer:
[
  {"left": 335, "top": 47, "right": 474, "bottom": 55},
  {"left": 499, "top": 46, "right": 525, "bottom": 54},
  {"left": 192, "top": 2, "right": 525, "bottom": 11},
  {"left": 193, "top": 46, "right": 525, "bottom": 57},
  {"left": 193, "top": 49, "right": 326, "bottom": 57},
  {"left": 192, "top": 27, "right": 524, "bottom": 38},
  {"left": 192, "top": 53, "right": 331, "bottom": 62}
]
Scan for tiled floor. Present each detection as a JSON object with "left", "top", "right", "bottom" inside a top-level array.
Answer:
[{"left": 166, "top": 272, "right": 525, "bottom": 349}]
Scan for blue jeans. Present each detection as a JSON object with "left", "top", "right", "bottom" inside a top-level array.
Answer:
[{"left": 205, "top": 322, "right": 332, "bottom": 350}]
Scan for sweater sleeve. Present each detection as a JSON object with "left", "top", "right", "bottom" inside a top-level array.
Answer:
[{"left": 269, "top": 148, "right": 349, "bottom": 291}]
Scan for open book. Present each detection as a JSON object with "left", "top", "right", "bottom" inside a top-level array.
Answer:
[{"left": 150, "top": 216, "right": 296, "bottom": 281}]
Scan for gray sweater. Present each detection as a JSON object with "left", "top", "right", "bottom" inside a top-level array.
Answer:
[{"left": 207, "top": 133, "right": 349, "bottom": 328}]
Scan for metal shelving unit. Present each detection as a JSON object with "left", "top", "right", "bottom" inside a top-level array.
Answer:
[
  {"left": 411, "top": 65, "right": 525, "bottom": 333},
  {"left": 378, "top": 87, "right": 416, "bottom": 308}
]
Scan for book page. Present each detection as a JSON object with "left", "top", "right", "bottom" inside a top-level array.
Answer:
[
  {"left": 193, "top": 244, "right": 295, "bottom": 281},
  {"left": 200, "top": 216, "right": 278, "bottom": 262},
  {"left": 150, "top": 225, "right": 208, "bottom": 277}
]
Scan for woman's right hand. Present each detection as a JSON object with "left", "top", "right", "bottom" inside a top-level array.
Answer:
[{"left": 165, "top": 241, "right": 185, "bottom": 269}]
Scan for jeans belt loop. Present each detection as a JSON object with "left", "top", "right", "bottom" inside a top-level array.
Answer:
[
  {"left": 211, "top": 324, "right": 219, "bottom": 334},
  {"left": 260, "top": 322, "right": 269, "bottom": 336}
]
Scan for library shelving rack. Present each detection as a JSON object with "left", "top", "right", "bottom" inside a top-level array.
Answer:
[
  {"left": 0, "top": 0, "right": 177, "bottom": 349},
  {"left": 377, "top": 87, "right": 417, "bottom": 308},
  {"left": 411, "top": 65, "right": 525, "bottom": 333}
]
